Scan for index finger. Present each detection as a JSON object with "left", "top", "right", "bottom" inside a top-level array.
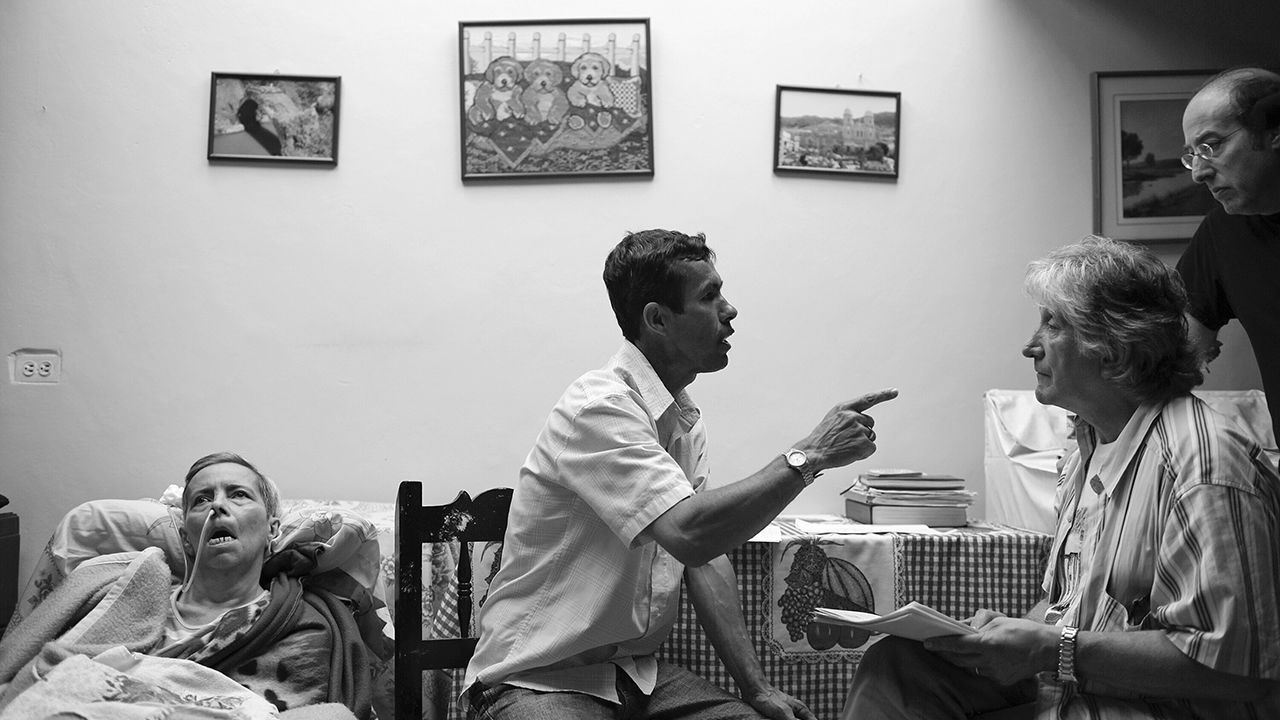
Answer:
[{"left": 849, "top": 387, "right": 899, "bottom": 412}]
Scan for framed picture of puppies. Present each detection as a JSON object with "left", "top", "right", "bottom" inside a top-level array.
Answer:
[
  {"left": 458, "top": 18, "right": 654, "bottom": 181},
  {"left": 207, "top": 72, "right": 340, "bottom": 165},
  {"left": 773, "top": 86, "right": 900, "bottom": 179}
]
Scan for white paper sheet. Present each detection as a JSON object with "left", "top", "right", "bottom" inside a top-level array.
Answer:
[{"left": 794, "top": 517, "right": 939, "bottom": 535}]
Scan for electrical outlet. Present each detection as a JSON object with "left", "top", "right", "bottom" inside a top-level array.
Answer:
[{"left": 10, "top": 349, "right": 61, "bottom": 384}]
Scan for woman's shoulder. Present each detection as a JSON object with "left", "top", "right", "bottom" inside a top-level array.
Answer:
[{"left": 1153, "top": 394, "right": 1278, "bottom": 491}]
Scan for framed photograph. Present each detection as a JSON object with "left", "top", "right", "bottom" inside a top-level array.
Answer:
[
  {"left": 207, "top": 72, "right": 340, "bottom": 165},
  {"left": 459, "top": 18, "right": 653, "bottom": 181},
  {"left": 774, "top": 86, "right": 900, "bottom": 179},
  {"left": 1092, "top": 70, "right": 1217, "bottom": 243}
]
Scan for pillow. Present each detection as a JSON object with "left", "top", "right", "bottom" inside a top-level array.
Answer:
[{"left": 50, "top": 498, "right": 185, "bottom": 579}]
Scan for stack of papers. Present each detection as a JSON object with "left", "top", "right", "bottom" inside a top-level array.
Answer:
[
  {"left": 812, "top": 601, "right": 975, "bottom": 641},
  {"left": 841, "top": 469, "right": 975, "bottom": 527}
]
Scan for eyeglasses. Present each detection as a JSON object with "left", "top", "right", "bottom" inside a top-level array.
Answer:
[{"left": 1180, "top": 127, "right": 1244, "bottom": 170}]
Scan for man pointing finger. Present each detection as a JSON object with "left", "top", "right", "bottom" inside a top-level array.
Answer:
[{"left": 464, "top": 229, "right": 897, "bottom": 720}]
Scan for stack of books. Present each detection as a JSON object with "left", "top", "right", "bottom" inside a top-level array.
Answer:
[{"left": 841, "top": 469, "right": 974, "bottom": 527}]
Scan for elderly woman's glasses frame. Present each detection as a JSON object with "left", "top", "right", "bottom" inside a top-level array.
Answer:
[{"left": 1092, "top": 70, "right": 1218, "bottom": 244}]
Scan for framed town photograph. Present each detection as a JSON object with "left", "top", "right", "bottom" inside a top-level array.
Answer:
[
  {"left": 459, "top": 18, "right": 653, "bottom": 181},
  {"left": 207, "top": 72, "right": 340, "bottom": 165},
  {"left": 774, "top": 86, "right": 900, "bottom": 179},
  {"left": 1092, "top": 70, "right": 1217, "bottom": 243}
]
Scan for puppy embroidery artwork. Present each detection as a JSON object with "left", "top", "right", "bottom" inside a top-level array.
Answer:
[
  {"left": 467, "top": 57, "right": 526, "bottom": 125},
  {"left": 566, "top": 52, "right": 617, "bottom": 128},
  {"left": 520, "top": 58, "right": 571, "bottom": 126},
  {"left": 460, "top": 21, "right": 653, "bottom": 178}
]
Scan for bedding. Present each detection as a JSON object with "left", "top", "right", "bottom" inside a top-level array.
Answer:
[
  {"left": 1, "top": 491, "right": 419, "bottom": 719},
  {"left": 5, "top": 490, "right": 466, "bottom": 719}
]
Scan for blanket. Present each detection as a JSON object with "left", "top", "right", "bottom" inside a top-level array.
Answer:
[{"left": 0, "top": 548, "right": 370, "bottom": 719}]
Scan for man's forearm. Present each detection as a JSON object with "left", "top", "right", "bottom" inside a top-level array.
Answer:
[
  {"left": 685, "top": 556, "right": 772, "bottom": 696},
  {"left": 1078, "top": 630, "right": 1271, "bottom": 701},
  {"left": 653, "top": 455, "right": 804, "bottom": 565}
]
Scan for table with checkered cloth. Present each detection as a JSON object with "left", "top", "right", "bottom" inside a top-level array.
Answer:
[{"left": 655, "top": 520, "right": 1051, "bottom": 720}]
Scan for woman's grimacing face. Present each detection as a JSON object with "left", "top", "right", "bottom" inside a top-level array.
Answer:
[{"left": 182, "top": 463, "right": 278, "bottom": 571}]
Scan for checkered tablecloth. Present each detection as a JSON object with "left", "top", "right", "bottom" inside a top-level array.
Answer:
[{"left": 655, "top": 520, "right": 1051, "bottom": 720}]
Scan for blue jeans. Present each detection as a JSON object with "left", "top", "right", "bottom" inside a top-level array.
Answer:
[
  {"left": 467, "top": 660, "right": 767, "bottom": 720},
  {"left": 841, "top": 636, "right": 1036, "bottom": 719}
]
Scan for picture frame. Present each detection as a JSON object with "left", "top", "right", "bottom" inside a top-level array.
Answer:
[
  {"left": 458, "top": 18, "right": 653, "bottom": 181},
  {"left": 774, "top": 85, "right": 900, "bottom": 179},
  {"left": 207, "top": 72, "right": 340, "bottom": 165},
  {"left": 1092, "top": 70, "right": 1217, "bottom": 243}
]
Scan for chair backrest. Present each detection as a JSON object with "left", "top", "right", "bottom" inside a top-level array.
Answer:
[{"left": 394, "top": 481, "right": 512, "bottom": 720}]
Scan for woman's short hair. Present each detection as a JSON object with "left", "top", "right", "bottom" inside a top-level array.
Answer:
[
  {"left": 603, "top": 229, "right": 715, "bottom": 341},
  {"left": 1024, "top": 236, "right": 1202, "bottom": 401},
  {"left": 182, "top": 451, "right": 281, "bottom": 519}
]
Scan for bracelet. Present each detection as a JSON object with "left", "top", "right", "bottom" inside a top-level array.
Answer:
[{"left": 1057, "top": 625, "right": 1079, "bottom": 684}]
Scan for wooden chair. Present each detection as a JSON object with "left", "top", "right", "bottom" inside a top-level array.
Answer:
[{"left": 394, "top": 481, "right": 512, "bottom": 720}]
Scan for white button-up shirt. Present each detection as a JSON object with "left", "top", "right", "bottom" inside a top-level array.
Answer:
[{"left": 464, "top": 342, "right": 708, "bottom": 703}]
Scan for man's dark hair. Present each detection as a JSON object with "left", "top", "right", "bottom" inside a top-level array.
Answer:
[
  {"left": 1203, "top": 67, "right": 1280, "bottom": 146},
  {"left": 603, "top": 230, "right": 715, "bottom": 341}
]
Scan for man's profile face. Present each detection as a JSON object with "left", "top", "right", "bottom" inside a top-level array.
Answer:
[
  {"left": 663, "top": 260, "right": 738, "bottom": 376},
  {"left": 1182, "top": 86, "right": 1280, "bottom": 215}
]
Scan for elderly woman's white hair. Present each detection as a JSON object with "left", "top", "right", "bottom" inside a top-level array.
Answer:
[{"left": 1024, "top": 235, "right": 1203, "bottom": 402}]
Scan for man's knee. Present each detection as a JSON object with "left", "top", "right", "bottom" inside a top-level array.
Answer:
[{"left": 856, "top": 636, "right": 932, "bottom": 679}]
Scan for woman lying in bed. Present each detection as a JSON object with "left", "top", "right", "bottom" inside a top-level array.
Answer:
[{"left": 0, "top": 452, "right": 372, "bottom": 719}]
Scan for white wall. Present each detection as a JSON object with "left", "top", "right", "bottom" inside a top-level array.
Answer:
[{"left": 2, "top": 0, "right": 1275, "bottom": 587}]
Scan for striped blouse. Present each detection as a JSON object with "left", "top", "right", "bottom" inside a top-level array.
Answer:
[{"left": 1039, "top": 393, "right": 1280, "bottom": 719}]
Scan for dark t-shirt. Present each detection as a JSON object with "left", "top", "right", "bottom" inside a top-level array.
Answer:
[{"left": 1176, "top": 206, "right": 1280, "bottom": 434}]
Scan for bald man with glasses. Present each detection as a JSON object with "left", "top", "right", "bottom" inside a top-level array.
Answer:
[{"left": 1176, "top": 66, "right": 1280, "bottom": 439}]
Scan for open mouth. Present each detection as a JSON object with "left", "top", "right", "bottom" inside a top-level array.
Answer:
[{"left": 208, "top": 528, "right": 237, "bottom": 546}]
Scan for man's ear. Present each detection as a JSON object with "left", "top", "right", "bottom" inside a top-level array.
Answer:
[{"left": 641, "top": 301, "right": 670, "bottom": 337}]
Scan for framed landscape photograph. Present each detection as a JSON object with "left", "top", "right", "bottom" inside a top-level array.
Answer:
[
  {"left": 1092, "top": 70, "right": 1217, "bottom": 243},
  {"left": 458, "top": 18, "right": 653, "bottom": 181},
  {"left": 774, "top": 86, "right": 900, "bottom": 179},
  {"left": 207, "top": 72, "right": 340, "bottom": 165}
]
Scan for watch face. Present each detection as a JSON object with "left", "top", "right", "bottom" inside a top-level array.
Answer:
[{"left": 786, "top": 450, "right": 806, "bottom": 467}]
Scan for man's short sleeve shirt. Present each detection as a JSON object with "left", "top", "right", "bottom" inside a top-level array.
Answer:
[{"left": 463, "top": 342, "right": 707, "bottom": 702}]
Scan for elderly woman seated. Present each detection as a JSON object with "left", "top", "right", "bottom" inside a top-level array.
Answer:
[
  {"left": 843, "top": 237, "right": 1280, "bottom": 719},
  {"left": 0, "top": 452, "right": 372, "bottom": 719}
]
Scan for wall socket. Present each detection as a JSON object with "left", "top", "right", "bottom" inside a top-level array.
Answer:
[{"left": 10, "top": 349, "right": 62, "bottom": 384}]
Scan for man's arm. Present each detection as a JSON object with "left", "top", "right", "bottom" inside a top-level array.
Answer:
[
  {"left": 685, "top": 557, "right": 815, "bottom": 720},
  {"left": 1186, "top": 313, "right": 1222, "bottom": 364},
  {"left": 647, "top": 388, "right": 897, "bottom": 566},
  {"left": 926, "top": 620, "right": 1274, "bottom": 701}
]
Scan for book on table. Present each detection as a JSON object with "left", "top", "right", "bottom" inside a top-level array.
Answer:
[
  {"left": 812, "top": 601, "right": 975, "bottom": 641},
  {"left": 840, "top": 470, "right": 974, "bottom": 527},
  {"left": 844, "top": 499, "right": 969, "bottom": 527},
  {"left": 857, "top": 469, "right": 968, "bottom": 491}
]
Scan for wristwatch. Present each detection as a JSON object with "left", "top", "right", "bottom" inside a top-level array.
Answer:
[
  {"left": 1057, "top": 625, "right": 1079, "bottom": 684},
  {"left": 784, "top": 449, "right": 819, "bottom": 486}
]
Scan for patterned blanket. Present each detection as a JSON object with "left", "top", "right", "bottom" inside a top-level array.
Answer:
[{"left": 0, "top": 548, "right": 370, "bottom": 719}]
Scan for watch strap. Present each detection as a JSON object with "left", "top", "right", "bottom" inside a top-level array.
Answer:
[
  {"left": 784, "top": 449, "right": 818, "bottom": 486},
  {"left": 1057, "top": 625, "right": 1079, "bottom": 683}
]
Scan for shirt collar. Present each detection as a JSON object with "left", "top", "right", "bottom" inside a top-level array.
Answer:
[
  {"left": 611, "top": 342, "right": 701, "bottom": 428},
  {"left": 1076, "top": 399, "right": 1165, "bottom": 497}
]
